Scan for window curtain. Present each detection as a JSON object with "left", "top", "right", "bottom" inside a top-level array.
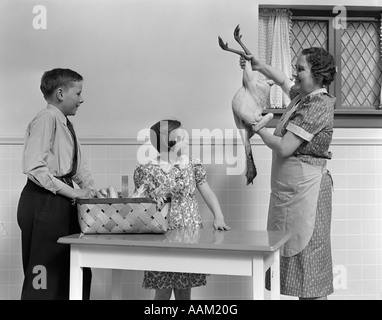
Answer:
[
  {"left": 258, "top": 8, "right": 293, "bottom": 109},
  {"left": 380, "top": 13, "right": 382, "bottom": 109}
]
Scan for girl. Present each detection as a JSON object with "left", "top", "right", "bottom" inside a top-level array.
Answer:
[{"left": 133, "top": 119, "right": 230, "bottom": 300}]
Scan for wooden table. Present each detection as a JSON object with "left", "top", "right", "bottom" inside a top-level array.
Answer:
[{"left": 58, "top": 228, "right": 290, "bottom": 300}]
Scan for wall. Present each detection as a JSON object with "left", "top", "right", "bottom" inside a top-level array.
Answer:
[
  {"left": 1, "top": 0, "right": 380, "bottom": 139},
  {"left": 1, "top": 129, "right": 382, "bottom": 300},
  {"left": 1, "top": 0, "right": 382, "bottom": 300},
  {"left": 0, "top": 0, "right": 261, "bottom": 139}
]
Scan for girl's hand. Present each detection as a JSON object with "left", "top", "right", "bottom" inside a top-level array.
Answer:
[
  {"left": 213, "top": 217, "right": 231, "bottom": 231},
  {"left": 167, "top": 222, "right": 177, "bottom": 230}
]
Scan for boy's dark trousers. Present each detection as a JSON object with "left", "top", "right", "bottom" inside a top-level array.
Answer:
[{"left": 17, "top": 179, "right": 91, "bottom": 300}]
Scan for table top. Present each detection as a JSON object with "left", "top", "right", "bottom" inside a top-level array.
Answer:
[{"left": 58, "top": 229, "right": 291, "bottom": 252}]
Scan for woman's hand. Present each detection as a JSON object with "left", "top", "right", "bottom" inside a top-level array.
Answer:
[
  {"left": 239, "top": 54, "right": 262, "bottom": 71},
  {"left": 213, "top": 217, "right": 231, "bottom": 231}
]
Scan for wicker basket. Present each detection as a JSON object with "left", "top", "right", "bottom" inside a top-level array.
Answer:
[{"left": 76, "top": 198, "right": 170, "bottom": 234}]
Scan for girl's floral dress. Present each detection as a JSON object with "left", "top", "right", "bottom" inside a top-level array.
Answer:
[{"left": 133, "top": 157, "right": 207, "bottom": 289}]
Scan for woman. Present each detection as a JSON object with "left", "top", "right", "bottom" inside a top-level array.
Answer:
[{"left": 240, "top": 47, "right": 336, "bottom": 300}]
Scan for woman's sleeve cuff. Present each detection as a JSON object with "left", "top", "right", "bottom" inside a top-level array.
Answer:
[{"left": 286, "top": 123, "right": 314, "bottom": 142}]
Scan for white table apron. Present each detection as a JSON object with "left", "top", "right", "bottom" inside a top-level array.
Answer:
[{"left": 68, "top": 243, "right": 281, "bottom": 300}]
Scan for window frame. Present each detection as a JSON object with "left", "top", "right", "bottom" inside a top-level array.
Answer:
[{"left": 262, "top": 8, "right": 382, "bottom": 128}]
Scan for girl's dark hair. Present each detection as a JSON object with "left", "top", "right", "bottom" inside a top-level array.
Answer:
[
  {"left": 40, "top": 68, "right": 83, "bottom": 98},
  {"left": 301, "top": 47, "right": 336, "bottom": 87},
  {"left": 150, "top": 120, "right": 182, "bottom": 153}
]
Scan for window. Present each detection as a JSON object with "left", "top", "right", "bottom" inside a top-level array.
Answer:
[
  {"left": 265, "top": 7, "right": 382, "bottom": 128},
  {"left": 340, "top": 20, "right": 381, "bottom": 109}
]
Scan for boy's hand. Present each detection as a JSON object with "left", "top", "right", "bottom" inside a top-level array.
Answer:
[
  {"left": 213, "top": 217, "right": 231, "bottom": 231},
  {"left": 73, "top": 187, "right": 95, "bottom": 199}
]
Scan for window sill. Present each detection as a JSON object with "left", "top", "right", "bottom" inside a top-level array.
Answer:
[{"left": 263, "top": 108, "right": 382, "bottom": 128}]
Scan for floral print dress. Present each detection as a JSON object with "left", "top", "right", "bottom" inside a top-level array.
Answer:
[
  {"left": 266, "top": 89, "right": 336, "bottom": 298},
  {"left": 133, "top": 157, "right": 207, "bottom": 289}
]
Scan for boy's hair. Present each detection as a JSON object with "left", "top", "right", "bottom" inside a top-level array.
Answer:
[
  {"left": 150, "top": 120, "right": 182, "bottom": 153},
  {"left": 40, "top": 68, "right": 83, "bottom": 99}
]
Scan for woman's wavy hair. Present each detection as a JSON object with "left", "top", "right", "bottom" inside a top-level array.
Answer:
[
  {"left": 302, "top": 47, "right": 337, "bottom": 87},
  {"left": 150, "top": 119, "right": 182, "bottom": 153}
]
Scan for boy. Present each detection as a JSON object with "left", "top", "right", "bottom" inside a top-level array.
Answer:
[{"left": 17, "top": 68, "right": 94, "bottom": 299}]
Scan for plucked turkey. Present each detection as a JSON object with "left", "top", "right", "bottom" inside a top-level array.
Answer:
[{"left": 218, "top": 25, "right": 274, "bottom": 185}]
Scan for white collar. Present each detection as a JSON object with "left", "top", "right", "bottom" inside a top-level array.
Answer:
[
  {"left": 303, "top": 88, "right": 328, "bottom": 100},
  {"left": 152, "top": 154, "right": 189, "bottom": 172},
  {"left": 295, "top": 88, "right": 328, "bottom": 104},
  {"left": 47, "top": 104, "right": 67, "bottom": 125},
  {"left": 309, "top": 88, "right": 328, "bottom": 96}
]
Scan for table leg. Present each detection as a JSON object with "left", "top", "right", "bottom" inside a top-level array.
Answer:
[
  {"left": 69, "top": 245, "right": 83, "bottom": 300},
  {"left": 270, "top": 250, "right": 281, "bottom": 300},
  {"left": 111, "top": 269, "right": 123, "bottom": 300},
  {"left": 252, "top": 256, "right": 265, "bottom": 300}
]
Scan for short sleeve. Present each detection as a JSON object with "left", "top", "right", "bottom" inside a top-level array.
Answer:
[
  {"left": 192, "top": 158, "right": 207, "bottom": 186},
  {"left": 287, "top": 94, "right": 335, "bottom": 142}
]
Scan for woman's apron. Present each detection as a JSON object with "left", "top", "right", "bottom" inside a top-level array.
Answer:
[{"left": 267, "top": 96, "right": 327, "bottom": 257}]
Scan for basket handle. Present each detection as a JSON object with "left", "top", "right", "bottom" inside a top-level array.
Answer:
[{"left": 121, "top": 175, "right": 129, "bottom": 197}]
